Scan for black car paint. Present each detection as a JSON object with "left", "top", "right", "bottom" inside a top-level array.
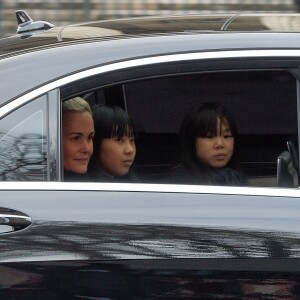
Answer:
[
  {"left": 1, "top": 184, "right": 300, "bottom": 297},
  {"left": 1, "top": 259, "right": 300, "bottom": 299},
  {"left": 2, "top": 33, "right": 300, "bottom": 105},
  {"left": 1, "top": 185, "right": 300, "bottom": 260}
]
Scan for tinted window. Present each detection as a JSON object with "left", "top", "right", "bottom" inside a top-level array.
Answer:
[
  {"left": 0, "top": 96, "right": 48, "bottom": 181},
  {"left": 126, "top": 71, "right": 297, "bottom": 135},
  {"left": 63, "top": 69, "right": 298, "bottom": 187},
  {"left": 124, "top": 70, "right": 298, "bottom": 185}
]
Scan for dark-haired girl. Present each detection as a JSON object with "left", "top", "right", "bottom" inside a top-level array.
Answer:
[
  {"left": 88, "top": 104, "right": 138, "bottom": 182},
  {"left": 167, "top": 102, "right": 246, "bottom": 186}
]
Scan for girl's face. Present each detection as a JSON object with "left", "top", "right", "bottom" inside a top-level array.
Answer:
[
  {"left": 99, "top": 135, "right": 136, "bottom": 176},
  {"left": 63, "top": 111, "right": 94, "bottom": 174},
  {"left": 195, "top": 118, "right": 234, "bottom": 168}
]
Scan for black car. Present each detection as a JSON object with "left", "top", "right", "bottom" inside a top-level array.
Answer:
[{"left": 1, "top": 11, "right": 300, "bottom": 298}]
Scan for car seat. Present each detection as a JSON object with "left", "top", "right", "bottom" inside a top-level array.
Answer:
[
  {"left": 277, "top": 150, "right": 298, "bottom": 188},
  {"left": 287, "top": 140, "right": 299, "bottom": 176}
]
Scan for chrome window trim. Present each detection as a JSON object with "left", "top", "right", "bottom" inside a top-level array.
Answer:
[
  {"left": 297, "top": 78, "right": 300, "bottom": 171},
  {"left": 1, "top": 49, "right": 300, "bottom": 117},
  {"left": 47, "top": 89, "right": 61, "bottom": 181},
  {"left": 0, "top": 181, "right": 299, "bottom": 198}
]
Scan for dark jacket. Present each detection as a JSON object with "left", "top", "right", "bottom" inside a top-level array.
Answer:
[
  {"left": 89, "top": 168, "right": 140, "bottom": 183},
  {"left": 166, "top": 163, "right": 246, "bottom": 186},
  {"left": 64, "top": 170, "right": 90, "bottom": 182}
]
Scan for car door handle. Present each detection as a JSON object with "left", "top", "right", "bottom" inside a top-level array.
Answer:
[{"left": 0, "top": 209, "right": 32, "bottom": 232}]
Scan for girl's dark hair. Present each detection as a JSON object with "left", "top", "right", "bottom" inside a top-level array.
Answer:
[
  {"left": 181, "top": 102, "right": 239, "bottom": 176},
  {"left": 88, "top": 104, "right": 136, "bottom": 178}
]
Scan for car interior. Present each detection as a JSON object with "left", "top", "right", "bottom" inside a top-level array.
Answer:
[{"left": 61, "top": 68, "right": 299, "bottom": 187}]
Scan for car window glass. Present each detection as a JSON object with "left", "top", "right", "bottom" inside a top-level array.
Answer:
[
  {"left": 126, "top": 71, "right": 297, "bottom": 135},
  {"left": 0, "top": 96, "right": 48, "bottom": 181},
  {"left": 64, "top": 69, "right": 298, "bottom": 188},
  {"left": 124, "top": 70, "right": 298, "bottom": 186}
]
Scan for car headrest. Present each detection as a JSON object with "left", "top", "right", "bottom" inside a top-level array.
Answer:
[
  {"left": 287, "top": 140, "right": 299, "bottom": 173},
  {"left": 277, "top": 150, "right": 298, "bottom": 188}
]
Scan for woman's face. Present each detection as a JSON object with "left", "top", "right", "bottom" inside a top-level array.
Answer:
[
  {"left": 195, "top": 118, "right": 234, "bottom": 168},
  {"left": 99, "top": 136, "right": 136, "bottom": 176},
  {"left": 63, "top": 111, "right": 94, "bottom": 174}
]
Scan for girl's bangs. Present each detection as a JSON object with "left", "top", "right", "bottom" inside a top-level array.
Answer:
[
  {"left": 196, "top": 113, "right": 218, "bottom": 137},
  {"left": 111, "top": 122, "right": 135, "bottom": 138},
  {"left": 196, "top": 114, "right": 231, "bottom": 138}
]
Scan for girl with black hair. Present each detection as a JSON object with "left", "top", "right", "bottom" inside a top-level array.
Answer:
[
  {"left": 88, "top": 104, "right": 138, "bottom": 182},
  {"left": 167, "top": 102, "right": 246, "bottom": 186}
]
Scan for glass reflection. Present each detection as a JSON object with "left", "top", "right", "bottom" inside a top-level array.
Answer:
[{"left": 0, "top": 96, "right": 48, "bottom": 181}]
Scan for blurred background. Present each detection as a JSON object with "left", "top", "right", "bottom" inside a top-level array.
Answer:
[{"left": 0, "top": 0, "right": 299, "bottom": 37}]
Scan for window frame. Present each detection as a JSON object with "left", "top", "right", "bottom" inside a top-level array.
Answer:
[
  {"left": 60, "top": 55, "right": 300, "bottom": 186},
  {"left": 2, "top": 49, "right": 300, "bottom": 185}
]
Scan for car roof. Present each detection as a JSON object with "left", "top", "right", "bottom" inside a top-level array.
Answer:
[
  {"left": 1, "top": 13, "right": 300, "bottom": 58},
  {"left": 2, "top": 13, "right": 300, "bottom": 106}
]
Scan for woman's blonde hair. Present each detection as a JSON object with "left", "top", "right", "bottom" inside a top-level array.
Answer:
[{"left": 62, "top": 96, "right": 92, "bottom": 115}]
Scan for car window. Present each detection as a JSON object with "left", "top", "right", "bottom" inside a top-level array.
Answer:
[
  {"left": 62, "top": 68, "right": 298, "bottom": 187},
  {"left": 0, "top": 95, "right": 48, "bottom": 181},
  {"left": 126, "top": 71, "right": 297, "bottom": 135},
  {"left": 124, "top": 70, "right": 298, "bottom": 186}
]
